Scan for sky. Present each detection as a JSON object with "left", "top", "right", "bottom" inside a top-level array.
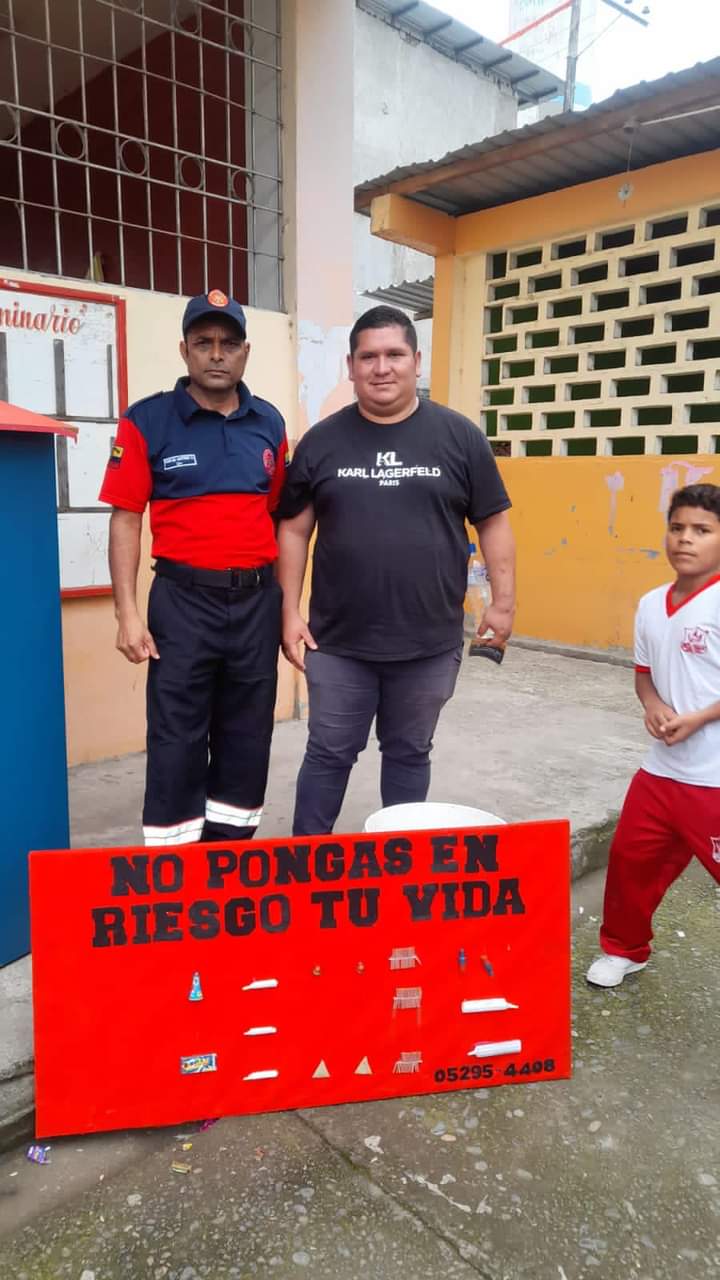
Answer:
[{"left": 428, "top": 0, "right": 720, "bottom": 103}]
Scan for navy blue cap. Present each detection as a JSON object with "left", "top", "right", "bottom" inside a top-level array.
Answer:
[{"left": 182, "top": 290, "right": 247, "bottom": 337}]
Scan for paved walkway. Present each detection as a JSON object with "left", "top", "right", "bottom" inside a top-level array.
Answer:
[
  {"left": 68, "top": 646, "right": 645, "bottom": 851},
  {"left": 1, "top": 862, "right": 719, "bottom": 1279}
]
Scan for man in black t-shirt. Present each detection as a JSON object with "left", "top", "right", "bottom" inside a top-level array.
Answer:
[{"left": 277, "top": 305, "right": 515, "bottom": 836}]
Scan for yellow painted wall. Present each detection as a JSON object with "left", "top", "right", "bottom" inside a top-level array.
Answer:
[
  {"left": 499, "top": 454, "right": 720, "bottom": 650},
  {"left": 413, "top": 149, "right": 720, "bottom": 650},
  {"left": 5, "top": 269, "right": 297, "bottom": 764},
  {"left": 435, "top": 150, "right": 720, "bottom": 417},
  {"left": 454, "top": 152, "right": 720, "bottom": 258}
]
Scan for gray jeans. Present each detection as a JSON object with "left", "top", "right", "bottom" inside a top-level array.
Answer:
[{"left": 293, "top": 646, "right": 462, "bottom": 836}]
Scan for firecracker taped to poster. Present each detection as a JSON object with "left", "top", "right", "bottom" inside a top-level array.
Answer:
[{"left": 30, "top": 820, "right": 571, "bottom": 1136}]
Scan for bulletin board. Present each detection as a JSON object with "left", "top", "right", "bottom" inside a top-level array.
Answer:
[
  {"left": 0, "top": 277, "right": 127, "bottom": 595},
  {"left": 30, "top": 820, "right": 571, "bottom": 1137}
]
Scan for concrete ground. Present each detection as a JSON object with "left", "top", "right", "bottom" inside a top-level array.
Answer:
[
  {"left": 2, "top": 863, "right": 719, "bottom": 1280},
  {"left": 5, "top": 648, "right": 719, "bottom": 1278},
  {"left": 1, "top": 646, "right": 644, "bottom": 1150},
  {"left": 69, "top": 645, "right": 644, "bottom": 851}
]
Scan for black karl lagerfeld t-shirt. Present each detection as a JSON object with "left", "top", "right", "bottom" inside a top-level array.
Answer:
[{"left": 277, "top": 399, "right": 511, "bottom": 661}]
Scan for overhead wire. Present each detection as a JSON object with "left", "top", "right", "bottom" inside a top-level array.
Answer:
[
  {"left": 513, "top": 14, "right": 623, "bottom": 71},
  {"left": 577, "top": 11, "right": 624, "bottom": 59},
  {"left": 512, "top": 7, "right": 643, "bottom": 88}
]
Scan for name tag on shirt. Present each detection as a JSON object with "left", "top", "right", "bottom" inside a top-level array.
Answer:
[{"left": 163, "top": 453, "right": 198, "bottom": 471}]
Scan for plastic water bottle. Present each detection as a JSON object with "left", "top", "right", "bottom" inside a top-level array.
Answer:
[
  {"left": 466, "top": 543, "right": 505, "bottom": 665},
  {"left": 465, "top": 542, "right": 491, "bottom": 636}
]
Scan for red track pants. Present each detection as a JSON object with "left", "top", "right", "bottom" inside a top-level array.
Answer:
[{"left": 600, "top": 768, "right": 720, "bottom": 963}]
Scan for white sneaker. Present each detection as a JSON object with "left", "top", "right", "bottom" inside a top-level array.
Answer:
[{"left": 586, "top": 953, "right": 648, "bottom": 988}]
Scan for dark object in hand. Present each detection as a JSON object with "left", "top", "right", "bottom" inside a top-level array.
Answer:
[{"left": 468, "top": 640, "right": 505, "bottom": 665}]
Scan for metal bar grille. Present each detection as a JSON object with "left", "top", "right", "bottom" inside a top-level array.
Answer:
[
  {"left": 0, "top": 0, "right": 283, "bottom": 307},
  {"left": 3, "top": 36, "right": 282, "bottom": 128},
  {"left": 98, "top": 0, "right": 283, "bottom": 62},
  {"left": 2, "top": 3, "right": 282, "bottom": 76}
]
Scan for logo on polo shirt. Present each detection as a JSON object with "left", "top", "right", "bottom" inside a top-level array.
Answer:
[
  {"left": 681, "top": 626, "right": 709, "bottom": 655},
  {"left": 108, "top": 443, "right": 124, "bottom": 468},
  {"left": 207, "top": 289, "right": 229, "bottom": 307},
  {"left": 163, "top": 453, "right": 198, "bottom": 471},
  {"left": 712, "top": 837, "right": 720, "bottom": 863},
  {"left": 337, "top": 456, "right": 442, "bottom": 487},
  {"left": 263, "top": 448, "right": 276, "bottom": 476}
]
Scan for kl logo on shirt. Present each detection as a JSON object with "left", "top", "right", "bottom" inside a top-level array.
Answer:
[
  {"left": 681, "top": 626, "right": 709, "bottom": 655},
  {"left": 336, "top": 451, "right": 440, "bottom": 485},
  {"left": 711, "top": 837, "right": 720, "bottom": 864}
]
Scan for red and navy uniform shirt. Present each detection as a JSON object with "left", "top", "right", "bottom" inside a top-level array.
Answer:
[{"left": 99, "top": 378, "right": 288, "bottom": 569}]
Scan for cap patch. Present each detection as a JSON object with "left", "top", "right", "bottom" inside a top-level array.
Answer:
[{"left": 207, "top": 289, "right": 229, "bottom": 307}]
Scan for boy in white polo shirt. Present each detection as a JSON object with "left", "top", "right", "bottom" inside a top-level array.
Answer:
[{"left": 587, "top": 483, "right": 720, "bottom": 988}]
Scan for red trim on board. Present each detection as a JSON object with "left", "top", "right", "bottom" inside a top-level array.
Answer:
[
  {"left": 61, "top": 586, "right": 114, "bottom": 600},
  {"left": 666, "top": 573, "right": 720, "bottom": 617},
  {"left": 114, "top": 298, "right": 129, "bottom": 413},
  {"left": 0, "top": 276, "right": 130, "bottom": 597},
  {"left": 635, "top": 665, "right": 651, "bottom": 674},
  {"left": 0, "top": 277, "right": 123, "bottom": 308},
  {"left": 0, "top": 274, "right": 128, "bottom": 415}
]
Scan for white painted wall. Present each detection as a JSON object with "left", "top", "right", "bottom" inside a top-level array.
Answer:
[
  {"left": 353, "top": 5, "right": 519, "bottom": 387},
  {"left": 354, "top": 9, "right": 518, "bottom": 186}
]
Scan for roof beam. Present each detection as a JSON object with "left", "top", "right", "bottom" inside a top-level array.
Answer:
[
  {"left": 454, "top": 36, "right": 485, "bottom": 54},
  {"left": 424, "top": 17, "right": 454, "bottom": 36},
  {"left": 355, "top": 73, "right": 720, "bottom": 211},
  {"left": 508, "top": 69, "right": 543, "bottom": 86},
  {"left": 370, "top": 193, "right": 456, "bottom": 256},
  {"left": 481, "top": 51, "right": 514, "bottom": 71}
]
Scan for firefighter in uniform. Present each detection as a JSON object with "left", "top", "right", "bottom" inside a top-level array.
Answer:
[{"left": 99, "top": 290, "right": 287, "bottom": 846}]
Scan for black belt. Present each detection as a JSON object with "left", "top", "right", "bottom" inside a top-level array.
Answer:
[{"left": 153, "top": 557, "right": 274, "bottom": 589}]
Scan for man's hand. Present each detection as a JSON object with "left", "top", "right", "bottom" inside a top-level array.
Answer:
[
  {"left": 476, "top": 601, "right": 515, "bottom": 646},
  {"left": 661, "top": 710, "right": 706, "bottom": 746},
  {"left": 643, "top": 696, "right": 676, "bottom": 740},
  {"left": 282, "top": 610, "right": 317, "bottom": 672},
  {"left": 116, "top": 612, "right": 159, "bottom": 664}
]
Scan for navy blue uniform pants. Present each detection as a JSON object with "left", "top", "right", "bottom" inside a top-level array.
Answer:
[
  {"left": 293, "top": 646, "right": 462, "bottom": 836},
  {"left": 143, "top": 568, "right": 281, "bottom": 845}
]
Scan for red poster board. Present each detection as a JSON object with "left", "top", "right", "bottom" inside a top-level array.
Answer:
[{"left": 30, "top": 821, "right": 571, "bottom": 1137}]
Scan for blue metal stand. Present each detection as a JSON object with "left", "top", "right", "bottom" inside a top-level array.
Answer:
[{"left": 0, "top": 431, "right": 70, "bottom": 965}]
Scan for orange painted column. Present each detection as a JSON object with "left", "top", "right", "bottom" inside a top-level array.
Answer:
[{"left": 430, "top": 254, "right": 455, "bottom": 407}]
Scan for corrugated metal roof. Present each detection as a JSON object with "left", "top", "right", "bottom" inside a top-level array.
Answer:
[
  {"left": 355, "top": 58, "right": 720, "bottom": 216},
  {"left": 356, "top": 0, "right": 563, "bottom": 106},
  {"left": 363, "top": 276, "right": 435, "bottom": 318}
]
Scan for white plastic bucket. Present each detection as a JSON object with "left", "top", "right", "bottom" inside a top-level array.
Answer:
[{"left": 363, "top": 801, "right": 506, "bottom": 833}]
